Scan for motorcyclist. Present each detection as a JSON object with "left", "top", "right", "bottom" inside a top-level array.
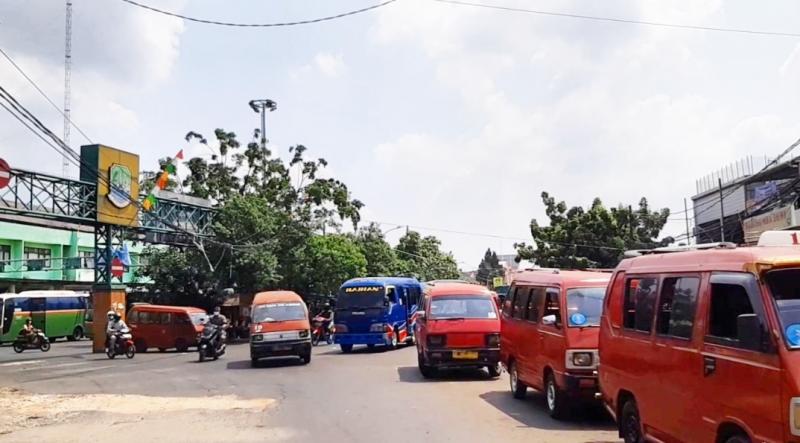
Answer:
[
  {"left": 316, "top": 303, "right": 333, "bottom": 337},
  {"left": 106, "top": 311, "right": 130, "bottom": 353},
  {"left": 208, "top": 306, "right": 227, "bottom": 345},
  {"left": 20, "top": 318, "right": 35, "bottom": 344}
]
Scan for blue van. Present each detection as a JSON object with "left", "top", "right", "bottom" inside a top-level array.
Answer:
[{"left": 333, "top": 277, "right": 422, "bottom": 353}]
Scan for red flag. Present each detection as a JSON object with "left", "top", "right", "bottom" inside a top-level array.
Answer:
[{"left": 175, "top": 149, "right": 184, "bottom": 160}]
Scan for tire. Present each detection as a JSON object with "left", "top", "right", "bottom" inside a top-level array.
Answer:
[
  {"left": 311, "top": 332, "right": 320, "bottom": 347},
  {"left": 69, "top": 326, "right": 83, "bottom": 342},
  {"left": 107, "top": 348, "right": 116, "bottom": 359},
  {"left": 417, "top": 350, "right": 436, "bottom": 379},
  {"left": 487, "top": 362, "right": 501, "bottom": 378},
  {"left": 366, "top": 344, "right": 375, "bottom": 351},
  {"left": 621, "top": 399, "right": 643, "bottom": 443},
  {"left": 48, "top": 337, "right": 57, "bottom": 344},
  {"left": 12, "top": 342, "right": 24, "bottom": 353},
  {"left": 724, "top": 434, "right": 751, "bottom": 443},
  {"left": 340, "top": 344, "right": 353, "bottom": 354},
  {"left": 251, "top": 358, "right": 259, "bottom": 368},
  {"left": 125, "top": 343, "right": 135, "bottom": 359},
  {"left": 175, "top": 338, "right": 189, "bottom": 353},
  {"left": 545, "top": 372, "right": 569, "bottom": 420},
  {"left": 134, "top": 339, "right": 148, "bottom": 353},
  {"left": 509, "top": 362, "right": 527, "bottom": 399},
  {"left": 389, "top": 329, "right": 398, "bottom": 349},
  {"left": 40, "top": 340, "right": 51, "bottom": 352},
  {"left": 199, "top": 348, "right": 206, "bottom": 363},
  {"left": 300, "top": 352, "right": 311, "bottom": 365}
]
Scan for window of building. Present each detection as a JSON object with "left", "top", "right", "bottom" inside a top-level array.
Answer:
[
  {"left": 79, "top": 250, "right": 94, "bottom": 269},
  {"left": 623, "top": 277, "right": 658, "bottom": 333},
  {"left": 0, "top": 245, "right": 10, "bottom": 271},
  {"left": 24, "top": 247, "right": 51, "bottom": 270},
  {"left": 657, "top": 277, "right": 700, "bottom": 339}
]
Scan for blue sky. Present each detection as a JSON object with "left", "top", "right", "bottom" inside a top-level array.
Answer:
[{"left": 2, "top": 0, "right": 800, "bottom": 268}]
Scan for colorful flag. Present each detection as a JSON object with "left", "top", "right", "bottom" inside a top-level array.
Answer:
[
  {"left": 156, "top": 171, "right": 169, "bottom": 190},
  {"left": 165, "top": 163, "right": 176, "bottom": 174},
  {"left": 175, "top": 149, "right": 184, "bottom": 160}
]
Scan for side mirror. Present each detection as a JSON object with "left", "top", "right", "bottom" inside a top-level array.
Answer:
[
  {"left": 542, "top": 314, "right": 557, "bottom": 326},
  {"left": 737, "top": 313, "right": 763, "bottom": 351}
]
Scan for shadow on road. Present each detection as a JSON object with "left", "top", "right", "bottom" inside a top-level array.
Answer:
[
  {"left": 396, "top": 366, "right": 495, "bottom": 383},
  {"left": 226, "top": 358, "right": 304, "bottom": 370},
  {"left": 479, "top": 390, "right": 616, "bottom": 434}
]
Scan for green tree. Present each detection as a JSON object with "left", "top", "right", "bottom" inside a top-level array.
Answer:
[
  {"left": 354, "top": 223, "right": 402, "bottom": 276},
  {"left": 516, "top": 192, "right": 672, "bottom": 269},
  {"left": 395, "top": 231, "right": 460, "bottom": 281},
  {"left": 475, "top": 248, "right": 504, "bottom": 285},
  {"left": 297, "top": 235, "right": 367, "bottom": 296}
]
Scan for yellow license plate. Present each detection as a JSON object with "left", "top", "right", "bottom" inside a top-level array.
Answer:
[{"left": 452, "top": 351, "right": 478, "bottom": 359}]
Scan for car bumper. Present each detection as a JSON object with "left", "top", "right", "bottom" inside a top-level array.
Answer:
[
  {"left": 424, "top": 348, "right": 500, "bottom": 368},
  {"left": 334, "top": 333, "right": 389, "bottom": 346},
  {"left": 562, "top": 371, "right": 599, "bottom": 399},
  {"left": 250, "top": 339, "right": 311, "bottom": 359}
]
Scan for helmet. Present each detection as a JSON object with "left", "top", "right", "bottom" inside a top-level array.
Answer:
[
  {"left": 107, "top": 310, "right": 115, "bottom": 320},
  {"left": 25, "top": 318, "right": 32, "bottom": 324},
  {"left": 323, "top": 303, "right": 330, "bottom": 309},
  {"left": 213, "top": 306, "right": 221, "bottom": 315}
]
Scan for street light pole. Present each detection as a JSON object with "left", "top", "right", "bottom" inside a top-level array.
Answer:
[{"left": 248, "top": 99, "right": 277, "bottom": 149}]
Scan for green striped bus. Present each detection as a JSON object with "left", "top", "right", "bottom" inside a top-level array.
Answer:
[{"left": 0, "top": 291, "right": 90, "bottom": 343}]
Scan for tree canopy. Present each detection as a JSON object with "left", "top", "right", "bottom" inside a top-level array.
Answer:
[
  {"left": 395, "top": 231, "right": 460, "bottom": 281},
  {"left": 515, "top": 192, "right": 672, "bottom": 269},
  {"left": 475, "top": 248, "right": 504, "bottom": 286}
]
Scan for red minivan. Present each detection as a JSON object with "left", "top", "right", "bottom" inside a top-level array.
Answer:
[
  {"left": 415, "top": 282, "right": 501, "bottom": 378},
  {"left": 600, "top": 233, "right": 800, "bottom": 443},
  {"left": 127, "top": 304, "right": 207, "bottom": 352},
  {"left": 500, "top": 269, "right": 610, "bottom": 419}
]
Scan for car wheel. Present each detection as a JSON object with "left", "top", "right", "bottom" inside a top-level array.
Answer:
[
  {"left": 300, "top": 352, "right": 311, "bottom": 365},
  {"left": 417, "top": 350, "right": 437, "bottom": 379},
  {"left": 134, "top": 339, "right": 148, "bottom": 353},
  {"left": 724, "top": 434, "right": 751, "bottom": 443},
  {"left": 545, "top": 372, "right": 569, "bottom": 420},
  {"left": 621, "top": 399, "right": 643, "bottom": 443},
  {"left": 69, "top": 326, "right": 83, "bottom": 341},
  {"left": 175, "top": 338, "right": 189, "bottom": 353},
  {"left": 389, "top": 329, "right": 398, "bottom": 349},
  {"left": 340, "top": 344, "right": 353, "bottom": 354},
  {"left": 250, "top": 358, "right": 259, "bottom": 368},
  {"left": 487, "top": 363, "right": 501, "bottom": 378},
  {"left": 509, "top": 362, "right": 527, "bottom": 399}
]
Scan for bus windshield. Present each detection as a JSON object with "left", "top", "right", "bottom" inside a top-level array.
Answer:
[
  {"left": 566, "top": 287, "right": 606, "bottom": 327},
  {"left": 252, "top": 302, "right": 306, "bottom": 323},
  {"left": 765, "top": 269, "right": 800, "bottom": 349},
  {"left": 336, "top": 286, "right": 386, "bottom": 309}
]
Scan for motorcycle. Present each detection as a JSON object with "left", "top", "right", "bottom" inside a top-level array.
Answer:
[
  {"left": 13, "top": 330, "right": 50, "bottom": 353},
  {"left": 198, "top": 323, "right": 225, "bottom": 362},
  {"left": 106, "top": 330, "right": 135, "bottom": 359},
  {"left": 311, "top": 315, "right": 334, "bottom": 346}
]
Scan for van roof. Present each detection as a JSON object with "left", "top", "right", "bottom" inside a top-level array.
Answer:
[
  {"left": 512, "top": 269, "right": 611, "bottom": 287},
  {"left": 129, "top": 304, "right": 204, "bottom": 313},
  {"left": 426, "top": 281, "right": 493, "bottom": 297},
  {"left": 617, "top": 246, "right": 800, "bottom": 273},
  {"left": 252, "top": 290, "right": 304, "bottom": 305}
]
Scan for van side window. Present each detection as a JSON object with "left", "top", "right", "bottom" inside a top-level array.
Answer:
[
  {"left": 502, "top": 286, "right": 516, "bottom": 316},
  {"left": 624, "top": 278, "right": 658, "bottom": 333},
  {"left": 127, "top": 310, "right": 139, "bottom": 324},
  {"left": 543, "top": 289, "right": 561, "bottom": 325},
  {"left": 160, "top": 312, "right": 172, "bottom": 325},
  {"left": 513, "top": 288, "right": 530, "bottom": 320},
  {"left": 526, "top": 287, "right": 545, "bottom": 322},
  {"left": 175, "top": 314, "right": 191, "bottom": 325},
  {"left": 139, "top": 311, "right": 153, "bottom": 324},
  {"left": 657, "top": 277, "right": 699, "bottom": 339}
]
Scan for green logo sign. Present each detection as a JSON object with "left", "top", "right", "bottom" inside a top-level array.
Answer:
[{"left": 107, "top": 164, "right": 132, "bottom": 209}]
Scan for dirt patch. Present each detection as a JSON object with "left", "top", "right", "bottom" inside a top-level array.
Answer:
[{"left": 0, "top": 387, "right": 275, "bottom": 435}]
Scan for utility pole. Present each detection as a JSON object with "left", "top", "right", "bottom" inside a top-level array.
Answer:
[
  {"left": 248, "top": 99, "right": 277, "bottom": 149},
  {"left": 718, "top": 178, "right": 726, "bottom": 242},
  {"left": 683, "top": 198, "right": 691, "bottom": 246},
  {"left": 63, "top": 0, "right": 73, "bottom": 178}
]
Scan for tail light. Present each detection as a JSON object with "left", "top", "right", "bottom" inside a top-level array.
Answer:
[
  {"left": 485, "top": 333, "right": 500, "bottom": 347},
  {"left": 334, "top": 324, "right": 348, "bottom": 334},
  {"left": 427, "top": 334, "right": 446, "bottom": 348}
]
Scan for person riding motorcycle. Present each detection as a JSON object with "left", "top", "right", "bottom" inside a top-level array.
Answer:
[
  {"left": 20, "top": 318, "right": 35, "bottom": 344},
  {"left": 208, "top": 306, "right": 227, "bottom": 345},
  {"left": 316, "top": 303, "right": 333, "bottom": 337},
  {"left": 106, "top": 311, "right": 131, "bottom": 352}
]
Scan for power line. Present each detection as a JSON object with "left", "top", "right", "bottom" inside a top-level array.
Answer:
[
  {"left": 433, "top": 0, "right": 800, "bottom": 38},
  {"left": 119, "top": 0, "right": 399, "bottom": 27},
  {"left": 0, "top": 47, "right": 93, "bottom": 144}
]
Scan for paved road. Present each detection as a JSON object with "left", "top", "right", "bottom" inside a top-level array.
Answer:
[{"left": 0, "top": 340, "right": 619, "bottom": 442}]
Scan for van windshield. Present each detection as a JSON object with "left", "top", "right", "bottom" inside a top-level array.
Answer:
[
  {"left": 252, "top": 302, "right": 306, "bottom": 323},
  {"left": 765, "top": 269, "right": 800, "bottom": 348},
  {"left": 336, "top": 286, "right": 386, "bottom": 309},
  {"left": 429, "top": 296, "right": 497, "bottom": 320},
  {"left": 566, "top": 287, "right": 606, "bottom": 327},
  {"left": 189, "top": 313, "right": 208, "bottom": 325}
]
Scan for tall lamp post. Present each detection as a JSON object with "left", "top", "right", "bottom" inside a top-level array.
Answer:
[{"left": 248, "top": 99, "right": 277, "bottom": 148}]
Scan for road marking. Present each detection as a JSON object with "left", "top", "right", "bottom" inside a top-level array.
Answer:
[{"left": 0, "top": 360, "right": 43, "bottom": 367}]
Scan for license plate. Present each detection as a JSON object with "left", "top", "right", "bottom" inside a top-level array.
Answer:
[
  {"left": 452, "top": 351, "right": 478, "bottom": 359},
  {"left": 273, "top": 345, "right": 292, "bottom": 351}
]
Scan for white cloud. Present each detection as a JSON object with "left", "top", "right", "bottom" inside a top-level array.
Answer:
[{"left": 314, "top": 53, "right": 346, "bottom": 78}]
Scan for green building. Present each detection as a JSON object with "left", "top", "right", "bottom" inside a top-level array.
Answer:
[{"left": 0, "top": 218, "right": 149, "bottom": 293}]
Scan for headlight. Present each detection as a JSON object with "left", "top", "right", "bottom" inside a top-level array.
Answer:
[
  {"left": 427, "top": 335, "right": 446, "bottom": 347},
  {"left": 251, "top": 334, "right": 263, "bottom": 342},
  {"left": 370, "top": 323, "right": 387, "bottom": 332},
  {"left": 334, "top": 324, "right": 348, "bottom": 334},
  {"left": 486, "top": 333, "right": 500, "bottom": 347},
  {"left": 572, "top": 352, "right": 593, "bottom": 367},
  {"left": 299, "top": 329, "right": 309, "bottom": 338}
]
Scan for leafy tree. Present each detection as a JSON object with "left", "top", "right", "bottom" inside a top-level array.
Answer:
[
  {"left": 354, "top": 223, "right": 403, "bottom": 276},
  {"left": 516, "top": 192, "right": 672, "bottom": 269},
  {"left": 296, "top": 235, "right": 367, "bottom": 296},
  {"left": 475, "top": 248, "right": 504, "bottom": 285},
  {"left": 134, "top": 246, "right": 220, "bottom": 309},
  {"left": 395, "top": 231, "right": 460, "bottom": 281}
]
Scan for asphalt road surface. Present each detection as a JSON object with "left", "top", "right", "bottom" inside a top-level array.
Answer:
[{"left": 0, "top": 340, "right": 619, "bottom": 443}]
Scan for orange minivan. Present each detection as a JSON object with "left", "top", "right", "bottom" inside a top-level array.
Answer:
[
  {"left": 600, "top": 232, "right": 800, "bottom": 443},
  {"left": 500, "top": 269, "right": 610, "bottom": 419},
  {"left": 127, "top": 304, "right": 207, "bottom": 352},
  {"left": 415, "top": 281, "right": 501, "bottom": 378},
  {"left": 249, "top": 291, "right": 311, "bottom": 367}
]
